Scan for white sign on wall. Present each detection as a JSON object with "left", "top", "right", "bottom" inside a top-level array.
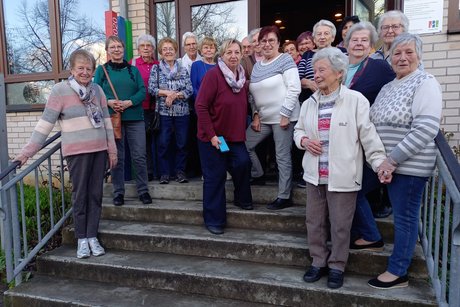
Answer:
[{"left": 404, "top": 0, "right": 443, "bottom": 34}]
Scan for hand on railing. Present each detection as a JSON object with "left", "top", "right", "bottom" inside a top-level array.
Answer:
[{"left": 12, "top": 154, "right": 29, "bottom": 168}]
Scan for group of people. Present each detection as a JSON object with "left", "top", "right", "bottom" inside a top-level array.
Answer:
[{"left": 14, "top": 9, "right": 441, "bottom": 294}]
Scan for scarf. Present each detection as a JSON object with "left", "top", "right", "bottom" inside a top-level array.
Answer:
[
  {"left": 217, "top": 58, "right": 245, "bottom": 93},
  {"left": 159, "top": 59, "right": 180, "bottom": 80},
  {"left": 68, "top": 76, "right": 103, "bottom": 128}
]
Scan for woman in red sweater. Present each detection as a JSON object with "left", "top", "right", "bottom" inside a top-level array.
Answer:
[{"left": 195, "top": 39, "right": 253, "bottom": 235}]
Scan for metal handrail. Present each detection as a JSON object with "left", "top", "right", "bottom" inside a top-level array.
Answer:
[
  {"left": 420, "top": 130, "right": 460, "bottom": 306},
  {"left": 0, "top": 131, "right": 72, "bottom": 285}
]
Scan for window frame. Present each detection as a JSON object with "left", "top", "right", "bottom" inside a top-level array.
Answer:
[
  {"left": 0, "top": 0, "right": 111, "bottom": 112},
  {"left": 448, "top": 0, "right": 460, "bottom": 33}
]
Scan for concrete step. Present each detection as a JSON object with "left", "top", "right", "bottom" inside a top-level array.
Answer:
[
  {"left": 101, "top": 198, "right": 396, "bottom": 242},
  {"left": 103, "top": 179, "right": 308, "bottom": 205},
  {"left": 36, "top": 246, "right": 436, "bottom": 307},
  {"left": 4, "top": 275, "right": 268, "bottom": 307},
  {"left": 62, "top": 219, "right": 427, "bottom": 279}
]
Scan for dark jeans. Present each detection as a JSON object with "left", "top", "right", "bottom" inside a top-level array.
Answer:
[
  {"left": 352, "top": 165, "right": 427, "bottom": 276},
  {"left": 158, "top": 115, "right": 189, "bottom": 176},
  {"left": 198, "top": 140, "right": 252, "bottom": 227},
  {"left": 144, "top": 109, "right": 159, "bottom": 179}
]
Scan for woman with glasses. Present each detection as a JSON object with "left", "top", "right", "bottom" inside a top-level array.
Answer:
[
  {"left": 246, "top": 25, "right": 301, "bottom": 210},
  {"left": 371, "top": 10, "right": 409, "bottom": 63},
  {"left": 94, "top": 36, "right": 152, "bottom": 207},
  {"left": 148, "top": 37, "right": 193, "bottom": 184}
]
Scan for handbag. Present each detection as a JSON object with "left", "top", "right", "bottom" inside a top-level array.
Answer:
[
  {"left": 146, "top": 65, "right": 160, "bottom": 135},
  {"left": 101, "top": 65, "right": 122, "bottom": 140}
]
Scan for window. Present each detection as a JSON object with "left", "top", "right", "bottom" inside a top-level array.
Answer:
[
  {"left": 156, "top": 1, "right": 177, "bottom": 41},
  {"left": 0, "top": 0, "right": 109, "bottom": 110},
  {"left": 448, "top": 0, "right": 460, "bottom": 33}
]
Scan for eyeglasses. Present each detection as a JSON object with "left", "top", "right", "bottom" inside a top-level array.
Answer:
[
  {"left": 315, "top": 31, "right": 332, "bottom": 38},
  {"left": 260, "top": 38, "right": 277, "bottom": 45},
  {"left": 381, "top": 24, "right": 403, "bottom": 32}
]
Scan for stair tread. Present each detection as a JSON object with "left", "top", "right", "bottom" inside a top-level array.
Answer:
[
  {"left": 39, "top": 245, "right": 436, "bottom": 305},
  {"left": 92, "top": 219, "right": 424, "bottom": 259},
  {"left": 5, "top": 275, "right": 267, "bottom": 307}
]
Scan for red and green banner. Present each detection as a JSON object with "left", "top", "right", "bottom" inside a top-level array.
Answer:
[{"left": 104, "top": 11, "right": 133, "bottom": 61}]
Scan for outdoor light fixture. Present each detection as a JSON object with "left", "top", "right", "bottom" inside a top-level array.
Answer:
[
  {"left": 275, "top": 19, "right": 282, "bottom": 24},
  {"left": 334, "top": 13, "right": 342, "bottom": 17}
]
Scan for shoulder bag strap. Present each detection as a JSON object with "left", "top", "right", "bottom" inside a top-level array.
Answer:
[{"left": 101, "top": 64, "right": 119, "bottom": 101}]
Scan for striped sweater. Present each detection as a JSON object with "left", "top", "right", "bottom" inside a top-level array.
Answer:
[
  {"left": 21, "top": 81, "right": 117, "bottom": 158},
  {"left": 370, "top": 69, "right": 442, "bottom": 177}
]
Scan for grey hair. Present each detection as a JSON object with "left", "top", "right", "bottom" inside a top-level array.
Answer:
[
  {"left": 248, "top": 28, "right": 261, "bottom": 43},
  {"left": 344, "top": 21, "right": 379, "bottom": 47},
  {"left": 312, "top": 47, "right": 349, "bottom": 83},
  {"left": 219, "top": 38, "right": 242, "bottom": 57},
  {"left": 377, "top": 10, "right": 409, "bottom": 36},
  {"left": 182, "top": 31, "right": 198, "bottom": 47},
  {"left": 136, "top": 34, "right": 156, "bottom": 49},
  {"left": 313, "top": 19, "right": 337, "bottom": 39},
  {"left": 389, "top": 32, "right": 423, "bottom": 61}
]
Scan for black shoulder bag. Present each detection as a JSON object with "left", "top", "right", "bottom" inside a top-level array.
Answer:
[{"left": 146, "top": 66, "right": 160, "bottom": 135}]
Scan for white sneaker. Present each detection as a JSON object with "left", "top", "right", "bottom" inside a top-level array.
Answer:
[
  {"left": 77, "top": 238, "right": 90, "bottom": 259},
  {"left": 88, "top": 237, "right": 105, "bottom": 256}
]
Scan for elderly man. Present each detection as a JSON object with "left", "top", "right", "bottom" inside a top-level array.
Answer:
[
  {"left": 241, "top": 28, "right": 261, "bottom": 80},
  {"left": 181, "top": 31, "right": 202, "bottom": 74},
  {"left": 242, "top": 36, "right": 253, "bottom": 57}
]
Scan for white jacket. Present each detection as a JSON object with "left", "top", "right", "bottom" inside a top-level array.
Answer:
[{"left": 293, "top": 85, "right": 386, "bottom": 192}]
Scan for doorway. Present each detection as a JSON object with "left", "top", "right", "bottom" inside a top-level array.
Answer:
[{"left": 260, "top": 0, "right": 348, "bottom": 43}]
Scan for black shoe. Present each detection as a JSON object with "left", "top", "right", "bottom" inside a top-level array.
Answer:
[
  {"left": 368, "top": 275, "right": 409, "bottom": 289},
  {"left": 206, "top": 225, "right": 224, "bottom": 235},
  {"left": 159, "top": 175, "right": 169, "bottom": 184},
  {"left": 373, "top": 205, "right": 393, "bottom": 219},
  {"left": 113, "top": 194, "right": 124, "bottom": 206},
  {"left": 250, "top": 176, "right": 266, "bottom": 186},
  {"left": 327, "top": 269, "right": 344, "bottom": 289},
  {"left": 176, "top": 172, "right": 188, "bottom": 183},
  {"left": 234, "top": 202, "right": 254, "bottom": 210},
  {"left": 303, "top": 266, "right": 328, "bottom": 283},
  {"left": 139, "top": 192, "right": 152, "bottom": 204},
  {"left": 267, "top": 198, "right": 293, "bottom": 210},
  {"left": 350, "top": 239, "right": 384, "bottom": 251},
  {"left": 297, "top": 180, "right": 307, "bottom": 188}
]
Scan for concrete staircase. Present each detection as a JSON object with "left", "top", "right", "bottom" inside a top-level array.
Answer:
[{"left": 4, "top": 180, "right": 437, "bottom": 306}]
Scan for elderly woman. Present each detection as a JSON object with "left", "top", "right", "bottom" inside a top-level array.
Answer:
[
  {"left": 130, "top": 34, "right": 159, "bottom": 181},
  {"left": 352, "top": 33, "right": 442, "bottom": 290},
  {"left": 298, "top": 20, "right": 345, "bottom": 102},
  {"left": 190, "top": 37, "right": 218, "bottom": 99},
  {"left": 344, "top": 22, "right": 395, "bottom": 104},
  {"left": 15, "top": 50, "right": 117, "bottom": 258},
  {"left": 371, "top": 10, "right": 409, "bottom": 63},
  {"left": 196, "top": 39, "right": 252, "bottom": 235},
  {"left": 149, "top": 37, "right": 193, "bottom": 184},
  {"left": 336, "top": 15, "right": 360, "bottom": 48},
  {"left": 246, "top": 25, "right": 301, "bottom": 210},
  {"left": 282, "top": 41, "right": 301, "bottom": 65},
  {"left": 94, "top": 36, "right": 152, "bottom": 206},
  {"left": 181, "top": 32, "right": 202, "bottom": 74},
  {"left": 294, "top": 47, "right": 387, "bottom": 289},
  {"left": 296, "top": 31, "right": 315, "bottom": 56}
]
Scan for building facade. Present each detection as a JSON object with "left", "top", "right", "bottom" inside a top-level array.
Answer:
[{"left": 1, "top": 0, "right": 460, "bottom": 162}]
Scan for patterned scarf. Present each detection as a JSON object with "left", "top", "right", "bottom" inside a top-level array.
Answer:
[
  {"left": 159, "top": 59, "right": 180, "bottom": 80},
  {"left": 217, "top": 58, "right": 246, "bottom": 93},
  {"left": 68, "top": 76, "right": 103, "bottom": 128}
]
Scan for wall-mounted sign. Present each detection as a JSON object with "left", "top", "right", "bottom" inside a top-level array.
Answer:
[{"left": 404, "top": 0, "right": 443, "bottom": 34}]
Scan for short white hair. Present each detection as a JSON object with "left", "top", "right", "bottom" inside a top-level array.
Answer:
[
  {"left": 313, "top": 19, "right": 337, "bottom": 39},
  {"left": 377, "top": 10, "right": 409, "bottom": 36},
  {"left": 182, "top": 32, "right": 198, "bottom": 47},
  {"left": 312, "top": 47, "right": 349, "bottom": 83},
  {"left": 136, "top": 34, "right": 156, "bottom": 49}
]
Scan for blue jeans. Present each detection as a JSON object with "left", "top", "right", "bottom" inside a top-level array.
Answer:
[
  {"left": 198, "top": 140, "right": 252, "bottom": 227},
  {"left": 158, "top": 115, "right": 189, "bottom": 176},
  {"left": 112, "top": 120, "right": 149, "bottom": 196},
  {"left": 352, "top": 165, "right": 427, "bottom": 276}
]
